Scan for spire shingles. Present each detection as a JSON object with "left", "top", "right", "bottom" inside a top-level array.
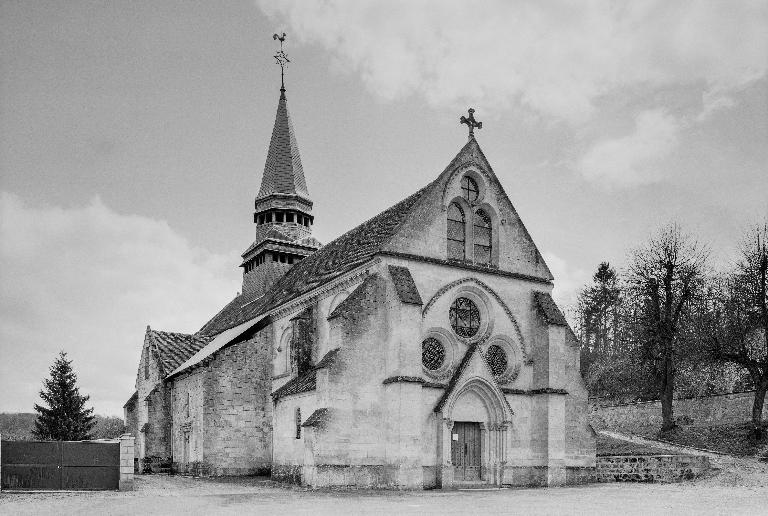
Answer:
[{"left": 257, "top": 91, "right": 309, "bottom": 201}]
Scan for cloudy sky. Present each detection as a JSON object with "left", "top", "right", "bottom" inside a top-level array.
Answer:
[{"left": 1, "top": 1, "right": 766, "bottom": 416}]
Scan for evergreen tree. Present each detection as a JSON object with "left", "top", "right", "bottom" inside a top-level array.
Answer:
[{"left": 33, "top": 351, "right": 95, "bottom": 440}]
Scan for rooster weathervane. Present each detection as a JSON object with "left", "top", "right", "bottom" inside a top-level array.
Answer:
[{"left": 273, "top": 32, "right": 290, "bottom": 91}]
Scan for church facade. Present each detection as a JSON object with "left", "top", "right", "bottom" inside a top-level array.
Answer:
[{"left": 124, "top": 70, "right": 596, "bottom": 488}]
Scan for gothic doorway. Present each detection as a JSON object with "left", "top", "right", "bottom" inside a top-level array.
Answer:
[{"left": 451, "top": 421, "right": 481, "bottom": 481}]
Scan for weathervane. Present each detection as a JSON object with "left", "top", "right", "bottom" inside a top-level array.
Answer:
[
  {"left": 273, "top": 32, "right": 290, "bottom": 91},
  {"left": 460, "top": 108, "right": 482, "bottom": 139}
]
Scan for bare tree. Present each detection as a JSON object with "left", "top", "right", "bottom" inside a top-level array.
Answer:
[
  {"left": 704, "top": 222, "right": 768, "bottom": 438},
  {"left": 627, "top": 224, "right": 709, "bottom": 432}
]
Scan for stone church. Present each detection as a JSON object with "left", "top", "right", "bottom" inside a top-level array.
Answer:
[{"left": 124, "top": 49, "right": 596, "bottom": 488}]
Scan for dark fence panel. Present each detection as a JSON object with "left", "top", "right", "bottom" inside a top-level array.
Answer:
[
  {"left": 1, "top": 440, "right": 120, "bottom": 490},
  {"left": 61, "top": 441, "right": 119, "bottom": 490}
]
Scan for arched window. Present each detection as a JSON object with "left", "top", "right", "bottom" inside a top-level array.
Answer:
[
  {"left": 447, "top": 203, "right": 465, "bottom": 261},
  {"left": 473, "top": 209, "right": 492, "bottom": 265},
  {"left": 461, "top": 176, "right": 479, "bottom": 202}
]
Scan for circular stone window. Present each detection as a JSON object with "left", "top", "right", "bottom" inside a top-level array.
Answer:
[
  {"left": 449, "top": 297, "right": 481, "bottom": 338},
  {"left": 461, "top": 176, "right": 479, "bottom": 202},
  {"left": 422, "top": 338, "right": 446, "bottom": 371},
  {"left": 486, "top": 344, "right": 508, "bottom": 376}
]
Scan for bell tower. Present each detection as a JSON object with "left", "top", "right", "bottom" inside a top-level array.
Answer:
[{"left": 241, "top": 33, "right": 321, "bottom": 296}]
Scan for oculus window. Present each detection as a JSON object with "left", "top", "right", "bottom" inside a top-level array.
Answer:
[
  {"left": 486, "top": 344, "right": 508, "bottom": 376},
  {"left": 450, "top": 297, "right": 480, "bottom": 338},
  {"left": 422, "top": 338, "right": 446, "bottom": 371},
  {"left": 461, "top": 176, "right": 479, "bottom": 202}
]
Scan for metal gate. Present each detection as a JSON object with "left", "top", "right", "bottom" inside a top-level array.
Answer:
[
  {"left": 451, "top": 422, "right": 482, "bottom": 481},
  {"left": 1, "top": 440, "right": 120, "bottom": 490}
]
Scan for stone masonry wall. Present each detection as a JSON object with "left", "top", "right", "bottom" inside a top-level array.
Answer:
[
  {"left": 170, "top": 368, "right": 206, "bottom": 472},
  {"left": 596, "top": 455, "right": 710, "bottom": 483},
  {"left": 591, "top": 391, "right": 768, "bottom": 432},
  {"left": 144, "top": 386, "right": 171, "bottom": 459},
  {"left": 202, "top": 330, "right": 273, "bottom": 476}
]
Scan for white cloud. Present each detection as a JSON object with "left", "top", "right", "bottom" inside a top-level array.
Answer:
[
  {"left": 576, "top": 109, "right": 681, "bottom": 187},
  {"left": 258, "top": 0, "right": 768, "bottom": 123},
  {"left": 0, "top": 193, "right": 240, "bottom": 416},
  {"left": 542, "top": 251, "right": 590, "bottom": 311}
]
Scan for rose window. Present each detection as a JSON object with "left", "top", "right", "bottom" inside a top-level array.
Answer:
[
  {"left": 422, "top": 338, "right": 446, "bottom": 371},
  {"left": 449, "top": 297, "right": 480, "bottom": 338},
  {"left": 486, "top": 344, "right": 508, "bottom": 376}
]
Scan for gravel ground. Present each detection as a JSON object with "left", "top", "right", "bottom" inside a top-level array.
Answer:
[{"left": 1, "top": 462, "right": 767, "bottom": 516}]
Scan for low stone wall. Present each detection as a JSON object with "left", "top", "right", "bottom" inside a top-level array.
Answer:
[
  {"left": 591, "top": 391, "right": 766, "bottom": 432},
  {"left": 596, "top": 455, "right": 710, "bottom": 483}
]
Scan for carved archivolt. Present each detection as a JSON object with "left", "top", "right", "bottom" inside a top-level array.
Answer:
[{"left": 422, "top": 277, "right": 529, "bottom": 361}]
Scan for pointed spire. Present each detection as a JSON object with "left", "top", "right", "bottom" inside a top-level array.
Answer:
[
  {"left": 257, "top": 33, "right": 309, "bottom": 201},
  {"left": 256, "top": 89, "right": 309, "bottom": 200}
]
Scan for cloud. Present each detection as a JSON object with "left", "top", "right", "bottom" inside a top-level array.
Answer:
[
  {"left": 576, "top": 109, "right": 681, "bottom": 187},
  {"left": 542, "top": 251, "right": 590, "bottom": 311},
  {"left": 0, "top": 193, "right": 240, "bottom": 416},
  {"left": 258, "top": 0, "right": 768, "bottom": 123}
]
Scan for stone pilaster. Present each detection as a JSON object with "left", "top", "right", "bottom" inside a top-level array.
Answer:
[{"left": 119, "top": 433, "right": 136, "bottom": 491}]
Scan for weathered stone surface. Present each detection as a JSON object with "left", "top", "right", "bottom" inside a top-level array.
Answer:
[{"left": 596, "top": 455, "right": 710, "bottom": 483}]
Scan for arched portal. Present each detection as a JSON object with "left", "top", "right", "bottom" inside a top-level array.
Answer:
[{"left": 438, "top": 376, "right": 512, "bottom": 486}]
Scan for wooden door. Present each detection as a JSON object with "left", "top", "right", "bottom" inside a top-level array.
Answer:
[{"left": 451, "top": 422, "right": 481, "bottom": 481}]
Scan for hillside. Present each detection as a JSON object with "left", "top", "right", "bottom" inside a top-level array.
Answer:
[{"left": 0, "top": 412, "right": 126, "bottom": 440}]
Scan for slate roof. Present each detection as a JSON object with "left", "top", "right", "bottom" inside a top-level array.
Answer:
[
  {"left": 200, "top": 183, "right": 434, "bottom": 336},
  {"left": 198, "top": 290, "right": 267, "bottom": 337},
  {"left": 388, "top": 265, "right": 423, "bottom": 305},
  {"left": 533, "top": 291, "right": 568, "bottom": 326},
  {"left": 271, "top": 348, "right": 340, "bottom": 401},
  {"left": 148, "top": 329, "right": 210, "bottom": 375},
  {"left": 272, "top": 369, "right": 316, "bottom": 400},
  {"left": 301, "top": 408, "right": 330, "bottom": 427},
  {"left": 256, "top": 90, "right": 309, "bottom": 200}
]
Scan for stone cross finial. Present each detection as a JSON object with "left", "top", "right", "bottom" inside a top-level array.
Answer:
[
  {"left": 460, "top": 108, "right": 482, "bottom": 139},
  {"left": 273, "top": 32, "right": 290, "bottom": 91}
]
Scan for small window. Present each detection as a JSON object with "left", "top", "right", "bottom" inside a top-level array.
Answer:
[
  {"left": 486, "top": 345, "right": 508, "bottom": 376},
  {"left": 461, "top": 176, "right": 479, "bottom": 202},
  {"left": 266, "top": 213, "right": 273, "bottom": 223},
  {"left": 447, "top": 203, "right": 466, "bottom": 261},
  {"left": 473, "top": 210, "right": 492, "bottom": 265},
  {"left": 276, "top": 212, "right": 284, "bottom": 223},
  {"left": 450, "top": 297, "right": 480, "bottom": 338},
  {"left": 422, "top": 338, "right": 446, "bottom": 371},
  {"left": 286, "top": 213, "right": 294, "bottom": 223},
  {"left": 295, "top": 408, "right": 302, "bottom": 439},
  {"left": 185, "top": 392, "right": 190, "bottom": 418}
]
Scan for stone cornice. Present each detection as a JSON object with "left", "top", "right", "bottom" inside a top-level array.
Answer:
[
  {"left": 382, "top": 376, "right": 426, "bottom": 385},
  {"left": 379, "top": 251, "right": 552, "bottom": 286}
]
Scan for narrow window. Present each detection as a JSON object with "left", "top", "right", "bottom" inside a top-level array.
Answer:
[
  {"left": 295, "top": 408, "right": 302, "bottom": 439},
  {"left": 447, "top": 203, "right": 465, "bottom": 261},
  {"left": 276, "top": 212, "right": 284, "bottom": 223},
  {"left": 258, "top": 214, "right": 264, "bottom": 225},
  {"left": 286, "top": 212, "right": 294, "bottom": 223},
  {"left": 473, "top": 209, "right": 492, "bottom": 265},
  {"left": 461, "top": 176, "right": 479, "bottom": 202},
  {"left": 266, "top": 212, "right": 273, "bottom": 223},
  {"left": 144, "top": 350, "right": 149, "bottom": 379},
  {"left": 185, "top": 392, "right": 190, "bottom": 418}
]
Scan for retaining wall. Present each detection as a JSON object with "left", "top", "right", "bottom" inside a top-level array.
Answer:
[{"left": 596, "top": 454, "right": 710, "bottom": 483}]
